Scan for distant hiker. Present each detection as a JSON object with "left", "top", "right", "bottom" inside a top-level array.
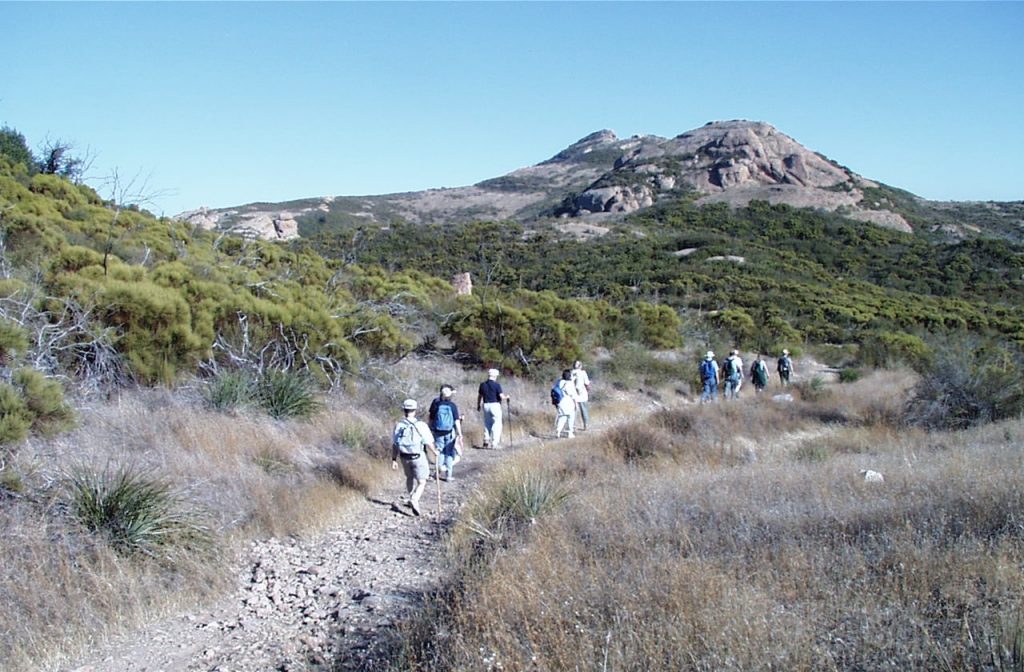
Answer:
[
  {"left": 429, "top": 384, "right": 463, "bottom": 481},
  {"left": 722, "top": 349, "right": 744, "bottom": 400},
  {"left": 777, "top": 349, "right": 795, "bottom": 387},
  {"left": 552, "top": 368, "right": 580, "bottom": 438},
  {"left": 750, "top": 353, "right": 770, "bottom": 393},
  {"left": 699, "top": 351, "right": 720, "bottom": 403},
  {"left": 391, "top": 399, "right": 437, "bottom": 517},
  {"left": 571, "top": 360, "right": 592, "bottom": 430},
  {"left": 477, "top": 368, "right": 508, "bottom": 448}
]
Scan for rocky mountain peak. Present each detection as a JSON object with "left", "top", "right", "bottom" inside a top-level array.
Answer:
[{"left": 181, "top": 120, "right": 916, "bottom": 238}]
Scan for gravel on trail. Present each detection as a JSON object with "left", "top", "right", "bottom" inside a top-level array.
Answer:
[{"left": 66, "top": 444, "right": 510, "bottom": 672}]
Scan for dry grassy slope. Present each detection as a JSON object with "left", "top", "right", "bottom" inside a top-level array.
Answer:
[{"left": 64, "top": 390, "right": 665, "bottom": 672}]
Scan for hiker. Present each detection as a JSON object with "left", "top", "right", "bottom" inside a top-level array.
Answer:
[
  {"left": 777, "top": 349, "right": 795, "bottom": 387},
  {"left": 723, "top": 349, "right": 744, "bottom": 400},
  {"left": 553, "top": 368, "right": 580, "bottom": 438},
  {"left": 428, "top": 384, "right": 463, "bottom": 481},
  {"left": 391, "top": 399, "right": 437, "bottom": 517},
  {"left": 699, "top": 351, "right": 720, "bottom": 402},
  {"left": 476, "top": 368, "right": 508, "bottom": 448},
  {"left": 750, "top": 353, "right": 770, "bottom": 393},
  {"left": 571, "top": 359, "right": 592, "bottom": 430}
]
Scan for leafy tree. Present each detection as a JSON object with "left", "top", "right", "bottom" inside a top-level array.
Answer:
[{"left": 0, "top": 126, "right": 34, "bottom": 171}]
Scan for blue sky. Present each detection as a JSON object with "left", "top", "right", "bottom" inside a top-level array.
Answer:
[{"left": 2, "top": 2, "right": 1022, "bottom": 216}]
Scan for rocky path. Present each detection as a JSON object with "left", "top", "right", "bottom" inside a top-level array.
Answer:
[{"left": 68, "top": 442, "right": 514, "bottom": 672}]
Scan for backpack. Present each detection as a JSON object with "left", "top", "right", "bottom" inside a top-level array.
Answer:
[
  {"left": 433, "top": 401, "right": 455, "bottom": 432},
  {"left": 722, "top": 358, "right": 737, "bottom": 377},
  {"left": 395, "top": 420, "right": 422, "bottom": 455},
  {"left": 778, "top": 356, "right": 791, "bottom": 373},
  {"left": 551, "top": 381, "right": 565, "bottom": 406},
  {"left": 700, "top": 359, "right": 715, "bottom": 381}
]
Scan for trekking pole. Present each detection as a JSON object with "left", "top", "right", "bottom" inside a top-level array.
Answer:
[
  {"left": 506, "top": 397, "right": 513, "bottom": 449},
  {"left": 435, "top": 452, "right": 442, "bottom": 523}
]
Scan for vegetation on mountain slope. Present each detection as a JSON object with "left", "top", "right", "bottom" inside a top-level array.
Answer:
[{"left": 299, "top": 199, "right": 1024, "bottom": 353}]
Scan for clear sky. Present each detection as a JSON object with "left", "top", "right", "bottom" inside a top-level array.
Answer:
[{"left": 2, "top": 1, "right": 1021, "bottom": 216}]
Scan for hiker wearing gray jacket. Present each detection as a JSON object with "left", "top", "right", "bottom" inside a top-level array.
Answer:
[{"left": 391, "top": 399, "right": 436, "bottom": 517}]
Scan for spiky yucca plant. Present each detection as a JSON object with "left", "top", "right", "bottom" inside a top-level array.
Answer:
[{"left": 68, "top": 466, "right": 210, "bottom": 557}]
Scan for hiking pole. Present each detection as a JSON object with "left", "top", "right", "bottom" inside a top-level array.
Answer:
[{"left": 435, "top": 451, "right": 442, "bottom": 523}]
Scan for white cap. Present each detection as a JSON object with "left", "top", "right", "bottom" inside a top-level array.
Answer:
[
  {"left": 706, "top": 351, "right": 715, "bottom": 359},
  {"left": 487, "top": 368, "right": 499, "bottom": 379},
  {"left": 402, "top": 398, "right": 417, "bottom": 411}
]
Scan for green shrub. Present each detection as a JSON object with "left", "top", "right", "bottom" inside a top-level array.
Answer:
[
  {"left": 11, "top": 368, "right": 75, "bottom": 436},
  {"left": 795, "top": 376, "right": 830, "bottom": 402},
  {"left": 905, "top": 338, "right": 1024, "bottom": 430},
  {"left": 838, "top": 368, "right": 863, "bottom": 384},
  {"left": 859, "top": 331, "right": 931, "bottom": 369},
  {"left": 256, "top": 369, "right": 321, "bottom": 420},
  {"left": 68, "top": 466, "right": 211, "bottom": 557},
  {"left": 0, "top": 464, "right": 24, "bottom": 494},
  {"left": 0, "top": 319, "right": 28, "bottom": 365},
  {"left": 0, "top": 383, "right": 31, "bottom": 445}
]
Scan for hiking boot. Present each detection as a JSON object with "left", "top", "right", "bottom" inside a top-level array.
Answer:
[
  {"left": 410, "top": 500, "right": 421, "bottom": 516},
  {"left": 446, "top": 474, "right": 455, "bottom": 482}
]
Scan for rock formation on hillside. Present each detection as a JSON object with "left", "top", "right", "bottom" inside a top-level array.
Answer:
[{"left": 178, "top": 120, "right": 919, "bottom": 238}]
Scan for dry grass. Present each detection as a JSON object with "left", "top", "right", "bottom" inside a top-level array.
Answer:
[
  {"left": 391, "top": 371, "right": 1024, "bottom": 672},
  {"left": 0, "top": 374, "right": 404, "bottom": 671}
]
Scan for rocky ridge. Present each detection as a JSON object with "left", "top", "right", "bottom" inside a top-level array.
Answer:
[{"left": 178, "top": 120, "right": 917, "bottom": 239}]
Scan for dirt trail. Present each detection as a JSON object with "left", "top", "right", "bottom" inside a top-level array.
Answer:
[
  {"left": 66, "top": 436, "right": 524, "bottom": 672},
  {"left": 66, "top": 376, "right": 822, "bottom": 672}
]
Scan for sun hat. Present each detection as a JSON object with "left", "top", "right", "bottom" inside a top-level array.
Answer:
[
  {"left": 402, "top": 398, "right": 418, "bottom": 411},
  {"left": 782, "top": 349, "right": 790, "bottom": 355},
  {"left": 705, "top": 351, "right": 714, "bottom": 359}
]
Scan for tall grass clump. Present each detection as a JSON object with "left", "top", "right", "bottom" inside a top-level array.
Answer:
[
  {"left": 454, "top": 464, "right": 574, "bottom": 565},
  {"left": 256, "top": 369, "right": 322, "bottom": 420},
  {"left": 601, "top": 422, "right": 671, "bottom": 464},
  {"left": 203, "top": 369, "right": 256, "bottom": 412},
  {"left": 67, "top": 465, "right": 210, "bottom": 557}
]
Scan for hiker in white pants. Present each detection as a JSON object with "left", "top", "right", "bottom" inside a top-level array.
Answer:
[
  {"left": 476, "top": 368, "right": 508, "bottom": 448},
  {"left": 554, "top": 369, "right": 580, "bottom": 438}
]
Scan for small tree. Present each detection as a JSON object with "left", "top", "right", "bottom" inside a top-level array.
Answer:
[{"left": 0, "top": 125, "right": 34, "bottom": 170}]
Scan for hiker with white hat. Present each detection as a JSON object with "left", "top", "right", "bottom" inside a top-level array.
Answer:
[
  {"left": 777, "top": 349, "right": 795, "bottom": 387},
  {"left": 723, "top": 349, "right": 744, "bottom": 400},
  {"left": 699, "top": 351, "right": 720, "bottom": 403},
  {"left": 476, "top": 368, "right": 508, "bottom": 448},
  {"left": 391, "top": 398, "right": 436, "bottom": 517}
]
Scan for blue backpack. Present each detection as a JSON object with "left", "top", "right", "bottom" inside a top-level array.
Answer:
[
  {"left": 550, "top": 381, "right": 565, "bottom": 406},
  {"left": 433, "top": 401, "right": 455, "bottom": 432},
  {"left": 700, "top": 359, "right": 715, "bottom": 381}
]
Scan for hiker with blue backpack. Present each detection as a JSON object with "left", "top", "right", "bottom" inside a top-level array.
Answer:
[
  {"left": 700, "top": 351, "right": 720, "bottom": 403},
  {"left": 553, "top": 368, "right": 581, "bottom": 438},
  {"left": 391, "top": 399, "right": 437, "bottom": 517},
  {"left": 428, "top": 384, "right": 463, "bottom": 481},
  {"left": 722, "top": 350, "right": 744, "bottom": 400}
]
